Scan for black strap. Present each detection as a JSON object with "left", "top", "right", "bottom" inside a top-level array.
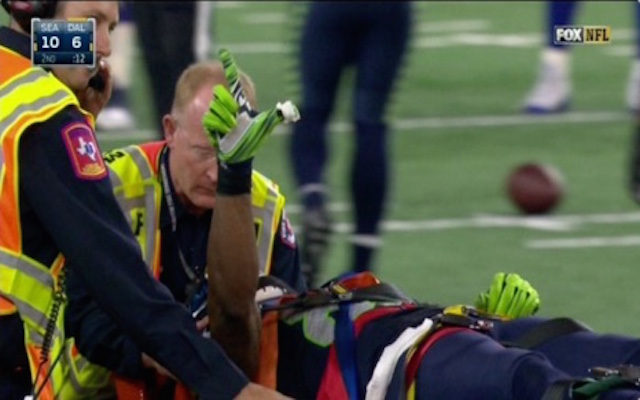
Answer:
[
  {"left": 260, "top": 282, "right": 416, "bottom": 313},
  {"left": 345, "top": 282, "right": 416, "bottom": 305},
  {"left": 505, "top": 317, "right": 590, "bottom": 350}
]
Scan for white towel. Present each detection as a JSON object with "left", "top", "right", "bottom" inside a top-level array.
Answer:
[{"left": 365, "top": 317, "right": 434, "bottom": 400}]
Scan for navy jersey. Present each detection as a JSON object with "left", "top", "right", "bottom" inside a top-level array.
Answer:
[{"left": 275, "top": 302, "right": 442, "bottom": 398}]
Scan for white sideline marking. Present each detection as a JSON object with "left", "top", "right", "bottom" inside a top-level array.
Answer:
[
  {"left": 286, "top": 202, "right": 350, "bottom": 214},
  {"left": 217, "top": 29, "right": 635, "bottom": 54},
  {"left": 289, "top": 210, "right": 640, "bottom": 234},
  {"left": 527, "top": 235, "right": 640, "bottom": 249},
  {"left": 416, "top": 20, "right": 491, "bottom": 33},
  {"left": 216, "top": 2, "right": 245, "bottom": 9},
  {"left": 270, "top": 111, "right": 627, "bottom": 136},
  {"left": 242, "top": 13, "right": 288, "bottom": 25},
  {"left": 604, "top": 45, "right": 635, "bottom": 57},
  {"left": 240, "top": 16, "right": 492, "bottom": 32},
  {"left": 97, "top": 111, "right": 630, "bottom": 143}
]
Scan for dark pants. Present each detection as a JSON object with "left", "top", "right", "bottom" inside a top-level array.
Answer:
[
  {"left": 289, "top": 1, "right": 413, "bottom": 272},
  {"left": 408, "top": 318, "right": 640, "bottom": 400},
  {"left": 0, "top": 314, "right": 30, "bottom": 399},
  {"left": 132, "top": 2, "right": 196, "bottom": 134},
  {"left": 351, "top": 309, "right": 640, "bottom": 400}
]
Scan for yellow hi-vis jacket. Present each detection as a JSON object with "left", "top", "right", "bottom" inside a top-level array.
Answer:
[
  {"left": 104, "top": 141, "right": 286, "bottom": 278},
  {"left": 0, "top": 44, "right": 111, "bottom": 398}
]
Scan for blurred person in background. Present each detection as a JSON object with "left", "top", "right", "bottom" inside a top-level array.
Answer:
[
  {"left": 289, "top": 1, "right": 413, "bottom": 288},
  {"left": 132, "top": 2, "right": 214, "bottom": 137},
  {"left": 524, "top": 1, "right": 640, "bottom": 113},
  {"left": 96, "top": 1, "right": 136, "bottom": 131}
]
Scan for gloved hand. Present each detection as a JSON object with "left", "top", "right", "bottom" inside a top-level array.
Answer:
[
  {"left": 202, "top": 48, "right": 300, "bottom": 165},
  {"left": 475, "top": 272, "right": 540, "bottom": 319}
]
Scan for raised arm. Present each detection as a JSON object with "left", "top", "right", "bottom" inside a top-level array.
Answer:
[{"left": 204, "top": 49, "right": 300, "bottom": 380}]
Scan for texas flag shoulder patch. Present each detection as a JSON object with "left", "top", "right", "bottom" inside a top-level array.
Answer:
[{"left": 61, "top": 122, "right": 107, "bottom": 180}]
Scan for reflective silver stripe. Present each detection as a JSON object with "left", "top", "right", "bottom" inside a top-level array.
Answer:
[
  {"left": 0, "top": 251, "right": 61, "bottom": 339},
  {"left": 0, "top": 250, "right": 54, "bottom": 288},
  {"left": 126, "top": 146, "right": 157, "bottom": 266},
  {"left": 0, "top": 148, "right": 5, "bottom": 179},
  {"left": 18, "top": 297, "right": 63, "bottom": 342},
  {"left": 143, "top": 185, "right": 157, "bottom": 266},
  {"left": 27, "top": 326, "right": 45, "bottom": 346},
  {"left": 128, "top": 146, "right": 154, "bottom": 180},
  {"left": 107, "top": 164, "right": 122, "bottom": 188},
  {"left": 0, "top": 68, "right": 48, "bottom": 99},
  {"left": 75, "top": 355, "right": 88, "bottom": 370},
  {"left": 253, "top": 183, "right": 280, "bottom": 274},
  {"left": 0, "top": 89, "right": 71, "bottom": 133},
  {"left": 113, "top": 193, "right": 146, "bottom": 228},
  {"left": 109, "top": 146, "right": 158, "bottom": 268},
  {"left": 63, "top": 349, "right": 92, "bottom": 395}
]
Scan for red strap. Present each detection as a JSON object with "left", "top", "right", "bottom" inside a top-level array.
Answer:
[
  {"left": 317, "top": 306, "right": 412, "bottom": 399},
  {"left": 404, "top": 327, "right": 469, "bottom": 390}
]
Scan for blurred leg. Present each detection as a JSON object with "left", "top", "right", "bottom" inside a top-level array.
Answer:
[
  {"left": 350, "top": 3, "right": 412, "bottom": 272},
  {"left": 626, "top": 2, "right": 640, "bottom": 111},
  {"left": 289, "top": 3, "right": 356, "bottom": 287},
  {"left": 97, "top": 2, "right": 136, "bottom": 131},
  {"left": 523, "top": 1, "right": 581, "bottom": 113},
  {"left": 132, "top": 2, "right": 196, "bottom": 135},
  {"left": 547, "top": 1, "right": 580, "bottom": 49}
]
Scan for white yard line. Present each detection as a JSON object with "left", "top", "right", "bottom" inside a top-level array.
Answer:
[
  {"left": 216, "top": 2, "right": 246, "bottom": 9},
  {"left": 527, "top": 235, "right": 640, "bottom": 249},
  {"left": 416, "top": 20, "right": 491, "bottom": 34},
  {"left": 214, "top": 29, "right": 635, "bottom": 54},
  {"left": 239, "top": 16, "right": 493, "bottom": 32},
  {"left": 97, "top": 110, "right": 630, "bottom": 143},
  {"left": 287, "top": 210, "right": 640, "bottom": 234},
  {"left": 242, "top": 13, "right": 289, "bottom": 25}
]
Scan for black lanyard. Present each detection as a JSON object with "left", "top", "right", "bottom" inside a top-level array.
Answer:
[{"left": 159, "top": 150, "right": 204, "bottom": 303}]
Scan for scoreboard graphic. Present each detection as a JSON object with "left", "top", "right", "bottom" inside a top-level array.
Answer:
[{"left": 31, "top": 18, "right": 96, "bottom": 67}]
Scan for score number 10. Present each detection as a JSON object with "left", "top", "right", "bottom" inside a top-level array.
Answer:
[{"left": 31, "top": 18, "right": 96, "bottom": 67}]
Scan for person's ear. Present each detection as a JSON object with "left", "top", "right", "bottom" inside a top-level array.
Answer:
[{"left": 163, "top": 114, "right": 178, "bottom": 146}]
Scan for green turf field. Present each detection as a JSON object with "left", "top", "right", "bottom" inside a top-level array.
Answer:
[
  {"left": 204, "top": 1, "right": 640, "bottom": 335},
  {"left": 4, "top": 2, "right": 640, "bottom": 335}
]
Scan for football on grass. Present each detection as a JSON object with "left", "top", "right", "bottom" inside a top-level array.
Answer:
[{"left": 506, "top": 163, "right": 565, "bottom": 215}]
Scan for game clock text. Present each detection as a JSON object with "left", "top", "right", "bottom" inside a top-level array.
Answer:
[{"left": 31, "top": 18, "right": 95, "bottom": 68}]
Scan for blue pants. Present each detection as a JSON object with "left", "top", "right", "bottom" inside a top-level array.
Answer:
[
  {"left": 289, "top": 1, "right": 413, "bottom": 271},
  {"left": 352, "top": 309, "right": 640, "bottom": 400},
  {"left": 408, "top": 318, "right": 640, "bottom": 400}
]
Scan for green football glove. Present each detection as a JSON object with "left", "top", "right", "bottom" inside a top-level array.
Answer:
[
  {"left": 202, "top": 48, "right": 300, "bottom": 165},
  {"left": 475, "top": 272, "right": 540, "bottom": 319}
]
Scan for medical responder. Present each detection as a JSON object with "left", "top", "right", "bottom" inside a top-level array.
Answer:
[
  {"left": 65, "top": 59, "right": 305, "bottom": 386},
  {"left": 0, "top": 1, "right": 292, "bottom": 398}
]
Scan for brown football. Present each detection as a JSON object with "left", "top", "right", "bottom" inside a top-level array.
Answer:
[{"left": 506, "top": 163, "right": 565, "bottom": 215}]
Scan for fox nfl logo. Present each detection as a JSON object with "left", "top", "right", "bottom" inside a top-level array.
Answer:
[{"left": 553, "top": 25, "right": 611, "bottom": 45}]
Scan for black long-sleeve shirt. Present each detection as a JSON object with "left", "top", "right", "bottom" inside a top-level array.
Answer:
[
  {"left": 0, "top": 26, "right": 248, "bottom": 399},
  {"left": 65, "top": 147, "right": 307, "bottom": 378}
]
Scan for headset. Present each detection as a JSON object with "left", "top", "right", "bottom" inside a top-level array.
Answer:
[
  {"left": 2, "top": 0, "right": 107, "bottom": 92},
  {"left": 1, "top": 0, "right": 57, "bottom": 33}
]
